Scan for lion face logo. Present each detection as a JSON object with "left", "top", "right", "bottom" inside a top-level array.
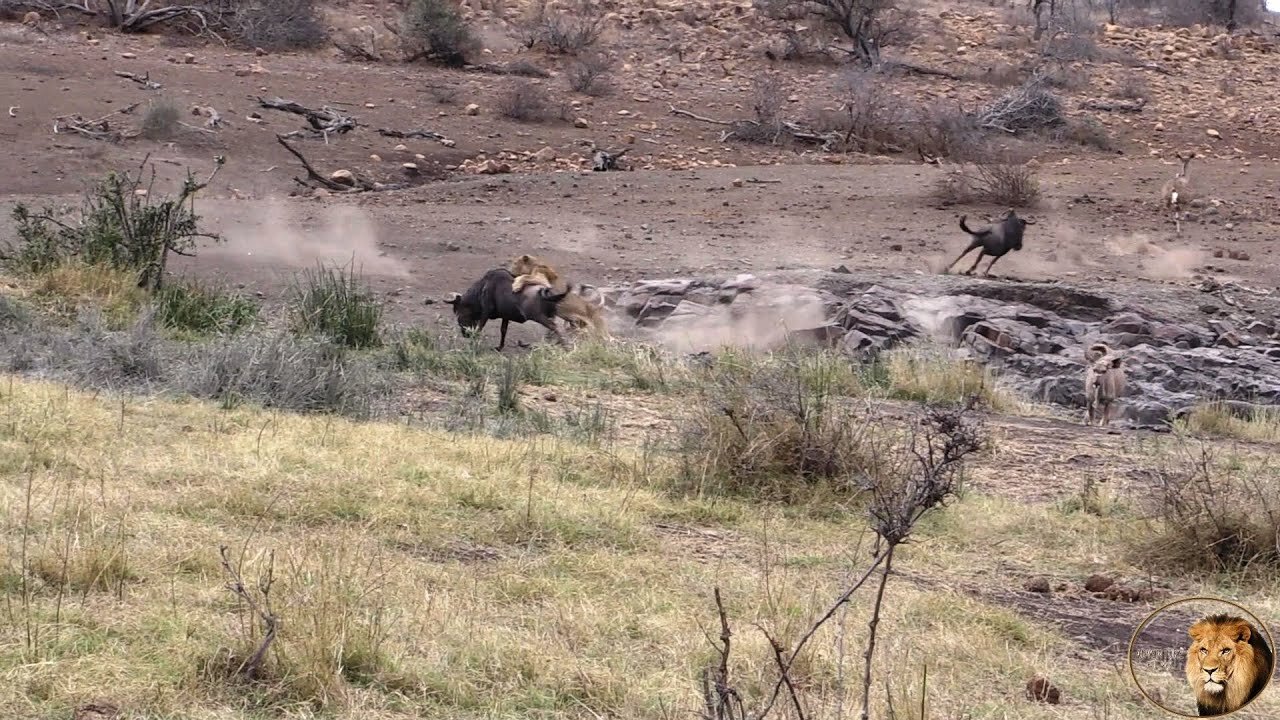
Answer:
[{"left": 1185, "top": 614, "right": 1274, "bottom": 716}]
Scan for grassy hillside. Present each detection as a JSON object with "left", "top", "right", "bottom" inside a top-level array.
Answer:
[{"left": 1, "top": 373, "right": 1277, "bottom": 720}]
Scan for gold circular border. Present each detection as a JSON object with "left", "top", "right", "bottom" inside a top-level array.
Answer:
[{"left": 1126, "top": 595, "right": 1276, "bottom": 718}]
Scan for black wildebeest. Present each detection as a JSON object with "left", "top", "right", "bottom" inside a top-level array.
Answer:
[
  {"left": 445, "top": 268, "right": 571, "bottom": 351},
  {"left": 945, "top": 209, "right": 1035, "bottom": 277}
]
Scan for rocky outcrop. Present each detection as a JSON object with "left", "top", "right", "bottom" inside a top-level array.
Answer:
[{"left": 599, "top": 270, "right": 1280, "bottom": 429}]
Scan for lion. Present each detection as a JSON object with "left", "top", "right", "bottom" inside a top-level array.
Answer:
[
  {"left": 508, "top": 254, "right": 610, "bottom": 340},
  {"left": 1185, "top": 613, "right": 1274, "bottom": 717},
  {"left": 1083, "top": 342, "right": 1126, "bottom": 427}
]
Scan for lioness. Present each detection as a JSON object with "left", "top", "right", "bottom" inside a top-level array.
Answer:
[
  {"left": 508, "top": 254, "right": 610, "bottom": 339},
  {"left": 1185, "top": 613, "right": 1274, "bottom": 716}
]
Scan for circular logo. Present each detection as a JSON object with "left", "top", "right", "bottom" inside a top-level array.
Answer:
[{"left": 1128, "top": 596, "right": 1276, "bottom": 717}]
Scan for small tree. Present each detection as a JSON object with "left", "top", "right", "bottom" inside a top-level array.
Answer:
[{"left": 4, "top": 156, "right": 224, "bottom": 291}]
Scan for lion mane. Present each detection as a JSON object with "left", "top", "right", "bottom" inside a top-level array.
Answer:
[{"left": 1185, "top": 613, "right": 1274, "bottom": 716}]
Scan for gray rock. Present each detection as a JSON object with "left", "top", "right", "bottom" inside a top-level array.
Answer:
[{"left": 600, "top": 270, "right": 1280, "bottom": 426}]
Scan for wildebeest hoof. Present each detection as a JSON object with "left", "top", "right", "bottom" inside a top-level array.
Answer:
[{"left": 517, "top": 340, "right": 531, "bottom": 348}]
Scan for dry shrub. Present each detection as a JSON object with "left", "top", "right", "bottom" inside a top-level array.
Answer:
[
  {"left": 977, "top": 77, "right": 1065, "bottom": 134},
  {"left": 496, "top": 79, "right": 551, "bottom": 122},
  {"left": 672, "top": 350, "right": 870, "bottom": 502},
  {"left": 401, "top": 0, "right": 479, "bottom": 66},
  {"left": 729, "top": 73, "right": 789, "bottom": 145},
  {"left": 1148, "top": 0, "right": 1266, "bottom": 28},
  {"left": 1112, "top": 72, "right": 1149, "bottom": 100},
  {"left": 505, "top": 58, "right": 550, "bottom": 78},
  {"left": 933, "top": 154, "right": 1041, "bottom": 209},
  {"left": 972, "top": 62, "right": 1026, "bottom": 87},
  {"left": 1037, "top": 61, "right": 1091, "bottom": 90},
  {"left": 518, "top": 0, "right": 605, "bottom": 55},
  {"left": 1134, "top": 442, "right": 1280, "bottom": 575},
  {"left": 1053, "top": 116, "right": 1113, "bottom": 151},
  {"left": 227, "top": 0, "right": 327, "bottom": 51},
  {"left": 140, "top": 98, "right": 181, "bottom": 140},
  {"left": 566, "top": 52, "right": 614, "bottom": 96}
]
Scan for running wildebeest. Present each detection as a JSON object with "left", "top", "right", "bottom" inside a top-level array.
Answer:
[
  {"left": 444, "top": 268, "right": 572, "bottom": 351},
  {"left": 945, "top": 209, "right": 1035, "bottom": 277}
]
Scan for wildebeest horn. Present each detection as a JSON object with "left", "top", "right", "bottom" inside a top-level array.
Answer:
[
  {"left": 1023, "top": 216, "right": 1036, "bottom": 225},
  {"left": 444, "top": 292, "right": 461, "bottom": 305}
]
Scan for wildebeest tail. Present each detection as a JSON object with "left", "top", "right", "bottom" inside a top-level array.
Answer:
[{"left": 958, "top": 215, "right": 978, "bottom": 236}]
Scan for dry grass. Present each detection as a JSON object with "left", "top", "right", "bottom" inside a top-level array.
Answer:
[
  {"left": 26, "top": 263, "right": 146, "bottom": 326},
  {"left": 879, "top": 345, "right": 1023, "bottom": 412},
  {"left": 3, "top": 375, "right": 1266, "bottom": 719},
  {"left": 1173, "top": 401, "right": 1280, "bottom": 443}
]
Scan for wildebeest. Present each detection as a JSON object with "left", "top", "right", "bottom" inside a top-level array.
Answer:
[
  {"left": 945, "top": 209, "right": 1035, "bottom": 277},
  {"left": 445, "top": 268, "right": 571, "bottom": 351}
]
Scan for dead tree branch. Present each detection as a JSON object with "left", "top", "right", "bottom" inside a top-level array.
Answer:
[
  {"left": 669, "top": 104, "right": 734, "bottom": 126},
  {"left": 52, "top": 102, "right": 140, "bottom": 143},
  {"left": 702, "top": 587, "right": 747, "bottom": 720},
  {"left": 377, "top": 127, "right": 456, "bottom": 147},
  {"left": 255, "top": 96, "right": 357, "bottom": 138},
  {"left": 275, "top": 134, "right": 371, "bottom": 192},
  {"left": 113, "top": 70, "right": 162, "bottom": 90},
  {"left": 217, "top": 544, "right": 278, "bottom": 681},
  {"left": 1079, "top": 97, "right": 1146, "bottom": 113}
]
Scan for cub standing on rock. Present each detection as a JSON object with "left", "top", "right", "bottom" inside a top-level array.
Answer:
[
  {"left": 1083, "top": 342, "right": 1126, "bottom": 426},
  {"left": 508, "top": 254, "right": 611, "bottom": 340}
]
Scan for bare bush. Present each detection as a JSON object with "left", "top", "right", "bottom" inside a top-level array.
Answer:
[
  {"left": 140, "top": 98, "right": 180, "bottom": 140},
  {"left": 1151, "top": 0, "right": 1266, "bottom": 28},
  {"left": 565, "top": 52, "right": 614, "bottom": 96},
  {"left": 401, "top": 0, "right": 479, "bottom": 66},
  {"left": 518, "top": 0, "right": 605, "bottom": 55},
  {"left": 758, "top": 0, "right": 916, "bottom": 66},
  {"left": 977, "top": 77, "right": 1065, "bottom": 134},
  {"left": 496, "top": 80, "right": 550, "bottom": 122},
  {"left": 934, "top": 156, "right": 1041, "bottom": 208},
  {"left": 1136, "top": 442, "right": 1280, "bottom": 575},
  {"left": 1053, "top": 116, "right": 1113, "bottom": 151},
  {"left": 1037, "top": 61, "right": 1091, "bottom": 90},
  {"left": 226, "top": 0, "right": 327, "bottom": 51},
  {"left": 1112, "top": 72, "right": 1150, "bottom": 100},
  {"left": 505, "top": 59, "right": 549, "bottom": 78}
]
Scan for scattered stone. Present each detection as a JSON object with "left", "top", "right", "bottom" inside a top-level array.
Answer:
[
  {"left": 402, "top": 162, "right": 420, "bottom": 174},
  {"left": 464, "top": 103, "right": 480, "bottom": 116},
  {"left": 574, "top": 117, "right": 589, "bottom": 128},
  {"left": 182, "top": 53, "right": 196, "bottom": 64},
  {"left": 329, "top": 169, "right": 356, "bottom": 186},
  {"left": 1206, "top": 128, "right": 1221, "bottom": 138},
  {"left": 120, "top": 52, "right": 137, "bottom": 59},
  {"left": 370, "top": 154, "right": 383, "bottom": 162}
]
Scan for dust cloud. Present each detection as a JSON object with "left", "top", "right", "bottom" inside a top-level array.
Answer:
[
  {"left": 205, "top": 200, "right": 410, "bottom": 277},
  {"left": 1102, "top": 233, "right": 1205, "bottom": 279},
  {"left": 646, "top": 286, "right": 830, "bottom": 354},
  {"left": 925, "top": 215, "right": 1205, "bottom": 281}
]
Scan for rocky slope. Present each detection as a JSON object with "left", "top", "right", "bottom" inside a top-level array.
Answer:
[{"left": 601, "top": 269, "right": 1280, "bottom": 427}]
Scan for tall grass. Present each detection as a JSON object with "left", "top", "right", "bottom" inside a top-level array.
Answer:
[
  {"left": 288, "top": 261, "right": 383, "bottom": 349},
  {"left": 153, "top": 279, "right": 259, "bottom": 336}
]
